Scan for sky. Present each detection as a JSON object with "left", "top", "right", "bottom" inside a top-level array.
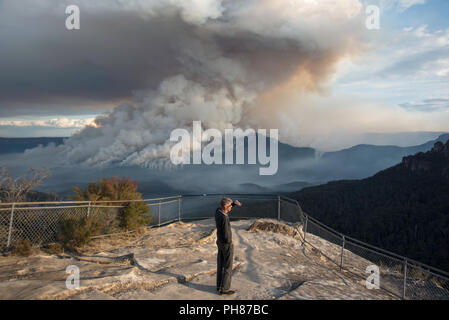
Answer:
[
  {"left": 0, "top": 0, "right": 448, "bottom": 152},
  {"left": 335, "top": 0, "right": 449, "bottom": 107}
]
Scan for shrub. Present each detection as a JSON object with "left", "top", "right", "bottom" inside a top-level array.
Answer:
[
  {"left": 69, "top": 176, "right": 143, "bottom": 202},
  {"left": 69, "top": 176, "right": 151, "bottom": 234},
  {"left": 59, "top": 216, "right": 105, "bottom": 248},
  {"left": 12, "top": 239, "right": 32, "bottom": 257},
  {"left": 408, "top": 267, "right": 430, "bottom": 281},
  {"left": 119, "top": 201, "right": 152, "bottom": 231},
  {"left": 43, "top": 243, "right": 64, "bottom": 255}
]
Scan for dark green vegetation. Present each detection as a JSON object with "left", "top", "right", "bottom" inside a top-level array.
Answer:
[
  {"left": 11, "top": 239, "right": 32, "bottom": 256},
  {"left": 59, "top": 177, "right": 152, "bottom": 248},
  {"left": 292, "top": 139, "right": 449, "bottom": 272},
  {"left": 71, "top": 176, "right": 152, "bottom": 231},
  {"left": 59, "top": 215, "right": 106, "bottom": 248}
]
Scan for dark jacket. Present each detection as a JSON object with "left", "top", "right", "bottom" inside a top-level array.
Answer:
[{"left": 215, "top": 208, "right": 232, "bottom": 244}]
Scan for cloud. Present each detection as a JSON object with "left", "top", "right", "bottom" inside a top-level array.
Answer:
[
  {"left": 250, "top": 90, "right": 449, "bottom": 151},
  {"left": 384, "top": 25, "right": 449, "bottom": 79},
  {"left": 1, "top": 0, "right": 362, "bottom": 117},
  {"left": 380, "top": 0, "right": 427, "bottom": 12},
  {"left": 334, "top": 22, "right": 449, "bottom": 111},
  {"left": 0, "top": 117, "right": 97, "bottom": 128},
  {"left": 0, "top": 0, "right": 206, "bottom": 114},
  {"left": 399, "top": 98, "right": 449, "bottom": 112},
  {"left": 12, "top": 0, "right": 367, "bottom": 168},
  {"left": 394, "top": 0, "right": 426, "bottom": 12},
  {"left": 340, "top": 24, "right": 449, "bottom": 82}
]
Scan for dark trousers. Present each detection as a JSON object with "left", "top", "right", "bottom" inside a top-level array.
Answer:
[{"left": 216, "top": 241, "right": 234, "bottom": 291}]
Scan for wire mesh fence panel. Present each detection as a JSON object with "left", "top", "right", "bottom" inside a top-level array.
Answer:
[
  {"left": 180, "top": 196, "right": 223, "bottom": 220},
  {"left": 229, "top": 197, "right": 278, "bottom": 221},
  {"left": 88, "top": 206, "right": 122, "bottom": 235},
  {"left": 179, "top": 195, "right": 278, "bottom": 222},
  {"left": 147, "top": 202, "right": 161, "bottom": 226},
  {"left": 0, "top": 208, "right": 12, "bottom": 250},
  {"left": 147, "top": 199, "right": 180, "bottom": 226},
  {"left": 343, "top": 240, "right": 405, "bottom": 299},
  {"left": 405, "top": 262, "right": 449, "bottom": 300},
  {"left": 160, "top": 199, "right": 181, "bottom": 225},
  {"left": 305, "top": 220, "right": 344, "bottom": 266},
  {"left": 8, "top": 206, "right": 88, "bottom": 247},
  {"left": 279, "top": 199, "right": 303, "bottom": 224}
]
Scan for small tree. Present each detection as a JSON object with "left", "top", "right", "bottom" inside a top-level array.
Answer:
[
  {"left": 119, "top": 202, "right": 152, "bottom": 231},
  {"left": 69, "top": 176, "right": 144, "bottom": 202},
  {"left": 69, "top": 176, "right": 151, "bottom": 231},
  {"left": 59, "top": 216, "right": 106, "bottom": 248},
  {"left": 70, "top": 181, "right": 104, "bottom": 202},
  {"left": 0, "top": 166, "right": 50, "bottom": 203},
  {"left": 12, "top": 239, "right": 33, "bottom": 256}
]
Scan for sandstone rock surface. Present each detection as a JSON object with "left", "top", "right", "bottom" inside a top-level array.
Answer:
[{"left": 0, "top": 218, "right": 395, "bottom": 300}]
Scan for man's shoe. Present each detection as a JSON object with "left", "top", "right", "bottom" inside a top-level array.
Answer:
[{"left": 219, "top": 290, "right": 236, "bottom": 296}]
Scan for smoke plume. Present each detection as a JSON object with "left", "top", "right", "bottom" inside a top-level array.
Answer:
[{"left": 27, "top": 0, "right": 366, "bottom": 168}]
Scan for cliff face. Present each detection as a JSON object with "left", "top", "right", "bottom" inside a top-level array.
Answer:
[{"left": 402, "top": 140, "right": 449, "bottom": 175}]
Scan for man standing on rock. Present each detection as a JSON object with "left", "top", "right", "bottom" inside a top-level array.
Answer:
[{"left": 215, "top": 197, "right": 242, "bottom": 296}]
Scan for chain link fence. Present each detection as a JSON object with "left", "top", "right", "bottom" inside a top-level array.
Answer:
[
  {"left": 286, "top": 196, "right": 449, "bottom": 300},
  {"left": 0, "top": 196, "right": 182, "bottom": 249},
  {"left": 1, "top": 194, "right": 448, "bottom": 300}
]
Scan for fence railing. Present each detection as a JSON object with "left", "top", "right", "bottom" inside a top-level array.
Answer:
[
  {"left": 1, "top": 194, "right": 448, "bottom": 300},
  {"left": 280, "top": 197, "right": 449, "bottom": 300}
]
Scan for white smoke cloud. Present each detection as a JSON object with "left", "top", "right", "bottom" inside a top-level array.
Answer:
[
  {"left": 2, "top": 0, "right": 225, "bottom": 25},
  {"left": 393, "top": 0, "right": 426, "bottom": 12},
  {"left": 90, "top": 0, "right": 225, "bottom": 25},
  {"left": 0, "top": 117, "right": 96, "bottom": 128},
  {"left": 24, "top": 0, "right": 366, "bottom": 168},
  {"left": 59, "top": 75, "right": 256, "bottom": 167}
]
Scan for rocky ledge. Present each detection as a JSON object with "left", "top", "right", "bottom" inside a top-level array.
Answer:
[{"left": 0, "top": 219, "right": 395, "bottom": 300}]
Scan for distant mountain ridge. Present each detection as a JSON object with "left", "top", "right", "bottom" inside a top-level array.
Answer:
[
  {"left": 2, "top": 133, "right": 448, "bottom": 197},
  {"left": 0, "top": 189, "right": 61, "bottom": 203},
  {"left": 0, "top": 137, "right": 66, "bottom": 155},
  {"left": 313, "top": 133, "right": 449, "bottom": 181}
]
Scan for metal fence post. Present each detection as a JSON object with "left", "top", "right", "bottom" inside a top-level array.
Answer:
[
  {"left": 402, "top": 258, "right": 408, "bottom": 300},
  {"left": 340, "top": 235, "right": 345, "bottom": 271},
  {"left": 6, "top": 203, "right": 15, "bottom": 249},
  {"left": 178, "top": 196, "right": 182, "bottom": 222},
  {"left": 277, "top": 196, "right": 281, "bottom": 221},
  {"left": 87, "top": 201, "right": 91, "bottom": 218},
  {"left": 158, "top": 201, "right": 161, "bottom": 226},
  {"left": 303, "top": 215, "right": 308, "bottom": 242}
]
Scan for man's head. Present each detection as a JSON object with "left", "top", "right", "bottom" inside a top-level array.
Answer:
[{"left": 221, "top": 198, "right": 233, "bottom": 214}]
